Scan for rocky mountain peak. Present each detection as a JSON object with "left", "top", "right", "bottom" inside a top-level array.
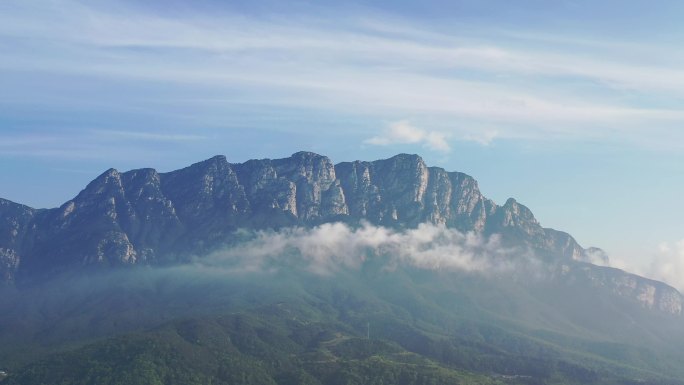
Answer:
[
  {"left": 80, "top": 168, "right": 122, "bottom": 195},
  {"left": 0, "top": 152, "right": 681, "bottom": 315},
  {"left": 385, "top": 153, "right": 425, "bottom": 163},
  {"left": 501, "top": 198, "right": 540, "bottom": 227},
  {"left": 198, "top": 154, "right": 229, "bottom": 167},
  {"left": 273, "top": 151, "right": 336, "bottom": 185}
]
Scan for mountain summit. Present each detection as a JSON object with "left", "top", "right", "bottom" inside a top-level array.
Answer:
[
  {"left": 0, "top": 152, "right": 680, "bottom": 314},
  {"left": 5, "top": 152, "right": 684, "bottom": 385}
]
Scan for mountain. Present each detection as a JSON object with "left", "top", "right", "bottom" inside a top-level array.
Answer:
[
  {"left": 3, "top": 152, "right": 684, "bottom": 385},
  {"left": 0, "top": 152, "right": 680, "bottom": 315}
]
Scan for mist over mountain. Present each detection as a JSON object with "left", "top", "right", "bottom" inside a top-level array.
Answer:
[
  {"left": 0, "top": 152, "right": 680, "bottom": 314},
  {"left": 2, "top": 152, "right": 684, "bottom": 385}
]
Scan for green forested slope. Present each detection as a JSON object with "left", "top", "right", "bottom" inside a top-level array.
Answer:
[{"left": 1, "top": 265, "right": 683, "bottom": 385}]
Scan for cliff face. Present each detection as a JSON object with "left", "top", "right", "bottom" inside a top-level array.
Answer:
[
  {"left": 335, "top": 155, "right": 494, "bottom": 231},
  {"left": 0, "top": 199, "right": 36, "bottom": 283},
  {"left": 1, "top": 152, "right": 680, "bottom": 314}
]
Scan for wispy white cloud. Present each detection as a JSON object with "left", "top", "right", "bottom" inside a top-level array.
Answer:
[
  {"left": 462, "top": 130, "right": 499, "bottom": 146},
  {"left": 203, "top": 222, "right": 527, "bottom": 276},
  {"left": 1, "top": 0, "right": 683, "bottom": 149},
  {"left": 364, "top": 121, "right": 450, "bottom": 152},
  {"left": 0, "top": 129, "right": 205, "bottom": 160},
  {"left": 93, "top": 130, "right": 207, "bottom": 142}
]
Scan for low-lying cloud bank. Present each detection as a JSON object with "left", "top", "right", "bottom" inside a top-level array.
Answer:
[
  {"left": 196, "top": 222, "right": 684, "bottom": 295},
  {"left": 644, "top": 240, "right": 684, "bottom": 293},
  {"left": 199, "top": 222, "right": 531, "bottom": 276}
]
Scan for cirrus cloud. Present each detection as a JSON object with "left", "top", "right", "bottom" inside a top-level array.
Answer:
[{"left": 2, "top": 0, "right": 684, "bottom": 153}]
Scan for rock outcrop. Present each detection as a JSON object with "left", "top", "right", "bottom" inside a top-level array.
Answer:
[
  {"left": 0, "top": 199, "right": 37, "bottom": 283},
  {"left": 0, "top": 152, "right": 679, "bottom": 314}
]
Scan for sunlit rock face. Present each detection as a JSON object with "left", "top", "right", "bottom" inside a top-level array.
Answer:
[
  {"left": 335, "top": 154, "right": 493, "bottom": 230},
  {"left": 0, "top": 152, "right": 681, "bottom": 315}
]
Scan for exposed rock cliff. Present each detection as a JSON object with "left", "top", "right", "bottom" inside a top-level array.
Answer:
[
  {"left": 0, "top": 199, "right": 37, "bottom": 283},
  {"left": 0, "top": 152, "right": 679, "bottom": 314}
]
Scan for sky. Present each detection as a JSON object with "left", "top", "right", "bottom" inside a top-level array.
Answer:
[{"left": 1, "top": 0, "right": 684, "bottom": 282}]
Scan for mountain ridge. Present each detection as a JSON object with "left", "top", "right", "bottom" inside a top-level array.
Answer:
[{"left": 1, "top": 151, "right": 680, "bottom": 315}]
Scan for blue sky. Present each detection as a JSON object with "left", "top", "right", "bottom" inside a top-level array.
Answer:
[{"left": 2, "top": 0, "right": 684, "bottom": 284}]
